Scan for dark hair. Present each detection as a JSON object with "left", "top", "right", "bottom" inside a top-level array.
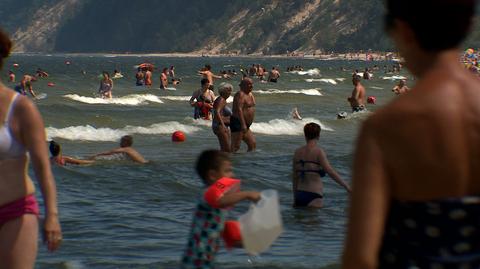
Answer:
[
  {"left": 304, "top": 122, "right": 321, "bottom": 140},
  {"left": 49, "top": 141, "right": 61, "bottom": 157},
  {"left": 120, "top": 135, "right": 133, "bottom": 147},
  {"left": 385, "top": 0, "right": 475, "bottom": 51},
  {"left": 0, "top": 29, "right": 12, "bottom": 70},
  {"left": 201, "top": 78, "right": 209, "bottom": 86},
  {"left": 205, "top": 64, "right": 212, "bottom": 70},
  {"left": 102, "top": 71, "right": 110, "bottom": 77},
  {"left": 196, "top": 150, "right": 230, "bottom": 184}
]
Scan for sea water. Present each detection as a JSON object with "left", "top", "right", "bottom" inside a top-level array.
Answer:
[{"left": 3, "top": 54, "right": 408, "bottom": 269}]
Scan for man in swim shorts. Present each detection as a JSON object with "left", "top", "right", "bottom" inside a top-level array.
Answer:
[
  {"left": 231, "top": 78, "right": 256, "bottom": 152},
  {"left": 348, "top": 75, "right": 366, "bottom": 112}
]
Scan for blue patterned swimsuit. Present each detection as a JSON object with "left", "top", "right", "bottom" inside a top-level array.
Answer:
[
  {"left": 181, "top": 197, "right": 226, "bottom": 269},
  {"left": 378, "top": 197, "right": 480, "bottom": 269}
]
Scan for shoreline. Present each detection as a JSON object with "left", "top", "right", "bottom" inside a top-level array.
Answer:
[{"left": 10, "top": 51, "right": 401, "bottom": 61}]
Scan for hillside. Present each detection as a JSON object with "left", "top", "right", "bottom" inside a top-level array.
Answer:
[{"left": 1, "top": 0, "right": 479, "bottom": 53}]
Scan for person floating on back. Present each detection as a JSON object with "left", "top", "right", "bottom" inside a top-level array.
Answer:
[{"left": 49, "top": 141, "right": 94, "bottom": 166}]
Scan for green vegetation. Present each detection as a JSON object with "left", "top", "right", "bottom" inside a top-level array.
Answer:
[{"left": 2, "top": 0, "right": 480, "bottom": 53}]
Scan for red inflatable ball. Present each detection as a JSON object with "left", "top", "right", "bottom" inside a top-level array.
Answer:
[
  {"left": 222, "top": 220, "right": 242, "bottom": 249},
  {"left": 367, "top": 96, "right": 376, "bottom": 104},
  {"left": 47, "top": 82, "right": 55, "bottom": 87},
  {"left": 171, "top": 131, "right": 186, "bottom": 142},
  {"left": 13, "top": 63, "right": 19, "bottom": 67}
]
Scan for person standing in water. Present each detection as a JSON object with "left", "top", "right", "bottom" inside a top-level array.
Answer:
[
  {"left": 8, "top": 70, "right": 15, "bottom": 83},
  {"left": 15, "top": 74, "right": 37, "bottom": 97},
  {"left": 292, "top": 123, "right": 351, "bottom": 208},
  {"left": 135, "top": 67, "right": 145, "bottom": 86},
  {"left": 145, "top": 69, "right": 153, "bottom": 87},
  {"left": 212, "top": 83, "right": 233, "bottom": 152},
  {"left": 230, "top": 78, "right": 256, "bottom": 152},
  {"left": 98, "top": 71, "right": 113, "bottom": 99},
  {"left": 190, "top": 79, "right": 216, "bottom": 120},
  {"left": 392, "top": 79, "right": 410, "bottom": 95},
  {"left": 160, "top": 67, "right": 168, "bottom": 90},
  {"left": 0, "top": 28, "right": 62, "bottom": 268},
  {"left": 347, "top": 75, "right": 366, "bottom": 112},
  {"left": 342, "top": 0, "right": 480, "bottom": 268}
]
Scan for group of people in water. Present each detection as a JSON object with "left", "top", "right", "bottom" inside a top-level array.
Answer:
[{"left": 2, "top": 0, "right": 480, "bottom": 268}]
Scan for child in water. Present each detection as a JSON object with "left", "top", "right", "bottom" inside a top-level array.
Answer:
[{"left": 181, "top": 150, "right": 260, "bottom": 269}]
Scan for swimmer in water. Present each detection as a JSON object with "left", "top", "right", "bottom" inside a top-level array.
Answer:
[
  {"left": 292, "top": 107, "right": 302, "bottom": 120},
  {"left": 49, "top": 141, "right": 94, "bottom": 166},
  {"left": 89, "top": 135, "right": 148, "bottom": 164}
]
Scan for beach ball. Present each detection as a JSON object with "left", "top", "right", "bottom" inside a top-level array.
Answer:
[
  {"left": 172, "top": 131, "right": 186, "bottom": 142},
  {"left": 13, "top": 63, "right": 19, "bottom": 67},
  {"left": 47, "top": 82, "right": 55, "bottom": 87},
  {"left": 367, "top": 96, "right": 376, "bottom": 104}
]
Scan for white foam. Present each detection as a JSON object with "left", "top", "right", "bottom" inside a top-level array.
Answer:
[
  {"left": 291, "top": 68, "right": 321, "bottom": 76},
  {"left": 251, "top": 118, "right": 333, "bottom": 136},
  {"left": 161, "top": 96, "right": 233, "bottom": 103},
  {"left": 64, "top": 94, "right": 164, "bottom": 106},
  {"left": 382, "top": 75, "right": 407, "bottom": 81},
  {"left": 305, "top": 78, "right": 338, "bottom": 85},
  {"left": 370, "top": 86, "right": 384, "bottom": 90},
  {"left": 256, "top": 89, "right": 322, "bottom": 96},
  {"left": 46, "top": 122, "right": 201, "bottom": 141},
  {"left": 335, "top": 78, "right": 346, "bottom": 82}
]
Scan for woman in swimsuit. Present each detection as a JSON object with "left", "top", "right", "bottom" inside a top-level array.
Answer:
[
  {"left": 99, "top": 71, "right": 113, "bottom": 99},
  {"left": 292, "top": 123, "right": 351, "bottom": 208},
  {"left": 0, "top": 29, "right": 62, "bottom": 268},
  {"left": 212, "top": 83, "right": 233, "bottom": 152},
  {"left": 342, "top": 1, "right": 480, "bottom": 268},
  {"left": 49, "top": 141, "right": 94, "bottom": 166},
  {"left": 189, "top": 78, "right": 216, "bottom": 120}
]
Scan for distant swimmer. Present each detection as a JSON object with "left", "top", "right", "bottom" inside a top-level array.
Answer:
[
  {"left": 168, "top": 65, "right": 175, "bottom": 80},
  {"left": 90, "top": 135, "right": 148, "bottom": 164},
  {"left": 392, "top": 79, "right": 410, "bottom": 95},
  {"left": 292, "top": 123, "right": 351, "bottom": 208},
  {"left": 268, "top": 67, "right": 281, "bottom": 83},
  {"left": 15, "top": 74, "right": 37, "bottom": 97},
  {"left": 49, "top": 141, "right": 94, "bottom": 166},
  {"left": 292, "top": 107, "right": 302, "bottom": 120},
  {"left": 98, "top": 71, "right": 113, "bottom": 99},
  {"left": 112, "top": 69, "right": 123, "bottom": 79},
  {"left": 231, "top": 78, "right": 256, "bottom": 152},
  {"left": 35, "top": 68, "right": 49, "bottom": 78},
  {"left": 347, "top": 75, "right": 366, "bottom": 112},
  {"left": 135, "top": 67, "right": 144, "bottom": 86},
  {"left": 145, "top": 69, "right": 153, "bottom": 86},
  {"left": 160, "top": 67, "right": 168, "bottom": 90},
  {"left": 190, "top": 78, "right": 216, "bottom": 120},
  {"left": 8, "top": 70, "right": 15, "bottom": 82},
  {"left": 198, "top": 64, "right": 225, "bottom": 86}
]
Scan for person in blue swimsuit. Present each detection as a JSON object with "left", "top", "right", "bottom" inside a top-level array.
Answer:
[
  {"left": 342, "top": 1, "right": 480, "bottom": 268},
  {"left": 292, "top": 123, "right": 351, "bottom": 208},
  {"left": 212, "top": 83, "right": 233, "bottom": 152}
]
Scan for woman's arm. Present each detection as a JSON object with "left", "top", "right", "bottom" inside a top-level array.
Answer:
[
  {"left": 342, "top": 118, "right": 390, "bottom": 269},
  {"left": 18, "top": 98, "right": 62, "bottom": 252},
  {"left": 213, "top": 98, "right": 227, "bottom": 128},
  {"left": 63, "top": 156, "right": 95, "bottom": 165},
  {"left": 318, "top": 150, "right": 351, "bottom": 193}
]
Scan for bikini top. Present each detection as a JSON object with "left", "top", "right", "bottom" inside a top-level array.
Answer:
[
  {"left": 379, "top": 197, "right": 480, "bottom": 268},
  {"left": 0, "top": 94, "right": 26, "bottom": 160},
  {"left": 296, "top": 160, "right": 326, "bottom": 178}
]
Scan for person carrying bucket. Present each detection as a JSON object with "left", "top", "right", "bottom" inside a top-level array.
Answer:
[{"left": 180, "top": 150, "right": 260, "bottom": 269}]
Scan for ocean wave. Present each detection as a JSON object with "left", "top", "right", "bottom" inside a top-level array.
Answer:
[
  {"left": 256, "top": 89, "right": 322, "bottom": 96},
  {"left": 64, "top": 94, "right": 164, "bottom": 106},
  {"left": 251, "top": 118, "right": 333, "bottom": 135},
  {"left": 290, "top": 68, "right": 321, "bottom": 76},
  {"left": 305, "top": 78, "right": 338, "bottom": 85},
  {"left": 162, "top": 96, "right": 233, "bottom": 103},
  {"left": 382, "top": 75, "right": 407, "bottom": 81},
  {"left": 46, "top": 122, "right": 201, "bottom": 141}
]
